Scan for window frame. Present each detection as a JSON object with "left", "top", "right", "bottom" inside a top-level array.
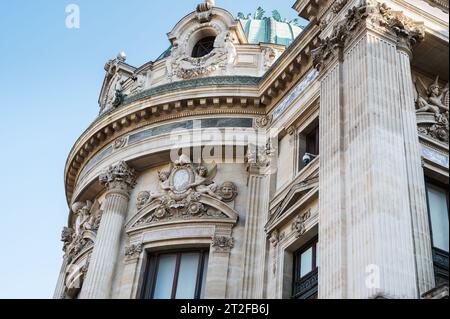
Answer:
[
  {"left": 292, "top": 236, "right": 319, "bottom": 299},
  {"left": 424, "top": 178, "right": 449, "bottom": 253},
  {"left": 141, "top": 248, "right": 209, "bottom": 299},
  {"left": 297, "top": 121, "right": 320, "bottom": 173},
  {"left": 191, "top": 36, "right": 216, "bottom": 58}
]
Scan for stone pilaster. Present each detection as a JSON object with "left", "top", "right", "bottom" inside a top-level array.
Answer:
[
  {"left": 313, "top": 0, "right": 433, "bottom": 299},
  {"left": 240, "top": 143, "right": 274, "bottom": 298},
  {"left": 79, "top": 161, "right": 136, "bottom": 299}
]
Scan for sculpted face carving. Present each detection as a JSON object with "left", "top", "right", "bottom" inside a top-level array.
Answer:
[
  {"left": 196, "top": 166, "right": 208, "bottom": 177},
  {"left": 136, "top": 191, "right": 150, "bottom": 210},
  {"left": 218, "top": 181, "right": 238, "bottom": 202}
]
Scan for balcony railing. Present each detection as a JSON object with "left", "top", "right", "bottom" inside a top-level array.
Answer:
[
  {"left": 433, "top": 247, "right": 449, "bottom": 285},
  {"left": 292, "top": 268, "right": 318, "bottom": 299}
]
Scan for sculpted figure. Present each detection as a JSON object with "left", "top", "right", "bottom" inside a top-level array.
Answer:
[
  {"left": 190, "top": 166, "right": 222, "bottom": 200},
  {"left": 61, "top": 227, "right": 74, "bottom": 251},
  {"left": 415, "top": 76, "right": 449, "bottom": 114},
  {"left": 71, "top": 201, "right": 93, "bottom": 235},
  {"left": 158, "top": 171, "right": 172, "bottom": 191}
]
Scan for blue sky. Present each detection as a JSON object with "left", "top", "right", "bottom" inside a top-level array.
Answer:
[{"left": 0, "top": 0, "right": 302, "bottom": 298}]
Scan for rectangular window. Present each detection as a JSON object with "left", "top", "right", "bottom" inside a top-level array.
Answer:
[
  {"left": 298, "top": 122, "right": 319, "bottom": 172},
  {"left": 142, "top": 249, "right": 209, "bottom": 299},
  {"left": 293, "top": 237, "right": 318, "bottom": 299},
  {"left": 305, "top": 125, "right": 319, "bottom": 156},
  {"left": 426, "top": 183, "right": 449, "bottom": 252}
]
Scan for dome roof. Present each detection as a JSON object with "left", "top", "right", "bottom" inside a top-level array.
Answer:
[{"left": 238, "top": 7, "right": 303, "bottom": 46}]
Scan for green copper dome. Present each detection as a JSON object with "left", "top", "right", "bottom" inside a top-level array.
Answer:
[{"left": 238, "top": 7, "right": 303, "bottom": 46}]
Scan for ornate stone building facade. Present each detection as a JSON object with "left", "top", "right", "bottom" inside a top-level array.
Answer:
[{"left": 55, "top": 0, "right": 448, "bottom": 299}]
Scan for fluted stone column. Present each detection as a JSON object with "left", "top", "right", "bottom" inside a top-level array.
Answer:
[
  {"left": 313, "top": 1, "right": 433, "bottom": 299},
  {"left": 80, "top": 161, "right": 136, "bottom": 299},
  {"left": 396, "top": 38, "right": 435, "bottom": 296},
  {"left": 53, "top": 255, "right": 69, "bottom": 299}
]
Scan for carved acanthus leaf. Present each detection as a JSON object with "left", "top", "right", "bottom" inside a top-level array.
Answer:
[{"left": 99, "top": 161, "right": 136, "bottom": 192}]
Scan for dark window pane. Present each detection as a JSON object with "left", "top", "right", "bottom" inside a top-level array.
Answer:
[{"left": 192, "top": 37, "right": 216, "bottom": 58}]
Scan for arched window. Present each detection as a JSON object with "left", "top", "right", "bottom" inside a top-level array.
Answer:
[{"left": 191, "top": 36, "right": 216, "bottom": 58}]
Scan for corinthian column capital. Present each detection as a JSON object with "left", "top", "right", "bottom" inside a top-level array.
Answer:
[
  {"left": 312, "top": 0, "right": 425, "bottom": 70},
  {"left": 99, "top": 161, "right": 136, "bottom": 193}
]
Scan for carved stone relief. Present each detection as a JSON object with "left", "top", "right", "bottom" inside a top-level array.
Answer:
[
  {"left": 291, "top": 209, "right": 311, "bottom": 238},
  {"left": 246, "top": 139, "right": 276, "bottom": 169},
  {"left": 262, "top": 47, "right": 277, "bottom": 71},
  {"left": 125, "top": 243, "right": 143, "bottom": 261},
  {"left": 415, "top": 75, "right": 449, "bottom": 144},
  {"left": 62, "top": 201, "right": 102, "bottom": 262},
  {"left": 167, "top": 30, "right": 237, "bottom": 81},
  {"left": 112, "top": 136, "right": 128, "bottom": 150},
  {"left": 211, "top": 235, "right": 234, "bottom": 252},
  {"left": 60, "top": 200, "right": 102, "bottom": 299},
  {"left": 216, "top": 182, "right": 238, "bottom": 203},
  {"left": 255, "top": 115, "right": 272, "bottom": 128},
  {"left": 131, "top": 155, "right": 238, "bottom": 228}
]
